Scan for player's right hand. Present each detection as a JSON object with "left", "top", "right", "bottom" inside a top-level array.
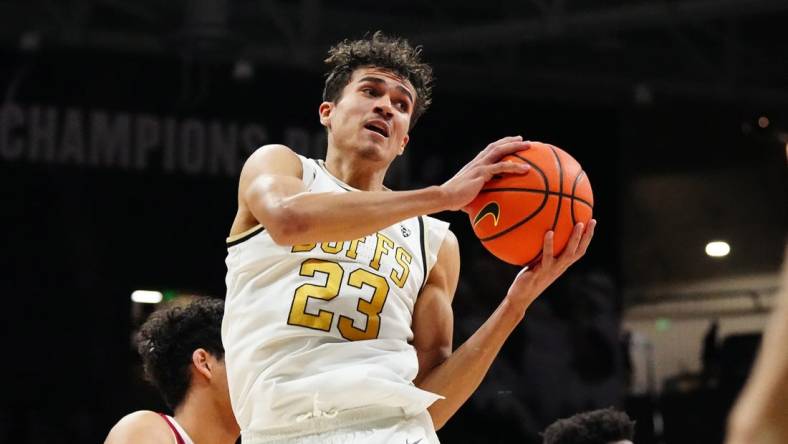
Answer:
[{"left": 440, "top": 136, "right": 531, "bottom": 212}]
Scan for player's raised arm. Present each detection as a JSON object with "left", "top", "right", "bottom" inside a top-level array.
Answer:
[
  {"left": 413, "top": 220, "right": 595, "bottom": 429},
  {"left": 726, "top": 244, "right": 788, "bottom": 444},
  {"left": 236, "top": 138, "right": 530, "bottom": 246}
]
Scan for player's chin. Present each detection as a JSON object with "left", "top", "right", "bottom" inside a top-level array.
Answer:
[{"left": 357, "top": 142, "right": 393, "bottom": 162}]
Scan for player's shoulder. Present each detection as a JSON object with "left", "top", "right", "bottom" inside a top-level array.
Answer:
[
  {"left": 241, "top": 144, "right": 304, "bottom": 179},
  {"left": 104, "top": 410, "right": 173, "bottom": 444},
  {"left": 248, "top": 143, "right": 299, "bottom": 160}
]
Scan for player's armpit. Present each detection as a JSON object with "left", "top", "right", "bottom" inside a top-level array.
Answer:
[
  {"left": 412, "top": 230, "right": 460, "bottom": 386},
  {"left": 104, "top": 411, "right": 174, "bottom": 444}
]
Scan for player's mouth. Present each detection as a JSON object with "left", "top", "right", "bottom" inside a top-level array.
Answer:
[{"left": 363, "top": 120, "right": 390, "bottom": 138}]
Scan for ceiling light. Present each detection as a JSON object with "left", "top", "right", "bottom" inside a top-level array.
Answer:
[
  {"left": 705, "top": 241, "right": 730, "bottom": 258},
  {"left": 233, "top": 59, "right": 253, "bottom": 80},
  {"left": 131, "top": 290, "right": 163, "bottom": 304}
]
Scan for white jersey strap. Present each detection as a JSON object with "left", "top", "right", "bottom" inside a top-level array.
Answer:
[{"left": 419, "top": 216, "right": 450, "bottom": 289}]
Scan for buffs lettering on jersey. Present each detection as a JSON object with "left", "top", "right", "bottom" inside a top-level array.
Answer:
[{"left": 290, "top": 232, "right": 413, "bottom": 289}]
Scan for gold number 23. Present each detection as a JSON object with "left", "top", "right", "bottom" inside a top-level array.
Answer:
[{"left": 288, "top": 259, "right": 390, "bottom": 341}]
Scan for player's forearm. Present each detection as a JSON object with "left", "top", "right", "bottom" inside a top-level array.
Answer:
[
  {"left": 419, "top": 297, "right": 527, "bottom": 430},
  {"left": 727, "top": 314, "right": 788, "bottom": 443},
  {"left": 268, "top": 185, "right": 448, "bottom": 244},
  {"left": 730, "top": 282, "right": 788, "bottom": 420},
  {"left": 727, "top": 255, "right": 788, "bottom": 443}
]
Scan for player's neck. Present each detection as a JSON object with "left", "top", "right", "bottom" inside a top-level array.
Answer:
[
  {"left": 174, "top": 394, "right": 238, "bottom": 444},
  {"left": 324, "top": 148, "right": 389, "bottom": 191}
]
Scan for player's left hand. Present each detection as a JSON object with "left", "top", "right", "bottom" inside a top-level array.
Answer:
[{"left": 505, "top": 220, "right": 596, "bottom": 313}]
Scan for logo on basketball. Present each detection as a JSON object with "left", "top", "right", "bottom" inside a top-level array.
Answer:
[{"left": 473, "top": 201, "right": 501, "bottom": 227}]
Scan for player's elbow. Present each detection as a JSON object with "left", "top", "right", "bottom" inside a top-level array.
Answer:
[{"left": 265, "top": 205, "right": 311, "bottom": 246}]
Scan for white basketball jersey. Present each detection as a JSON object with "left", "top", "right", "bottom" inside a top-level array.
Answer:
[{"left": 223, "top": 155, "right": 450, "bottom": 433}]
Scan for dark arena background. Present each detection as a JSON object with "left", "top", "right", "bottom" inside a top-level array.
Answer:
[{"left": 1, "top": 1, "right": 786, "bottom": 443}]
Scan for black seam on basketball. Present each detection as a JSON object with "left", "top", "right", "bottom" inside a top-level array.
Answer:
[
  {"left": 418, "top": 216, "right": 428, "bottom": 290},
  {"left": 226, "top": 225, "right": 266, "bottom": 247},
  {"left": 571, "top": 170, "right": 586, "bottom": 225},
  {"left": 550, "top": 146, "right": 563, "bottom": 231},
  {"left": 479, "top": 154, "right": 550, "bottom": 242},
  {"left": 510, "top": 153, "right": 550, "bottom": 194},
  {"left": 478, "top": 188, "right": 593, "bottom": 208}
]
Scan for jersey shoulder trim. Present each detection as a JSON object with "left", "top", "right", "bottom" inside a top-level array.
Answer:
[
  {"left": 418, "top": 216, "right": 428, "bottom": 289},
  {"left": 421, "top": 215, "right": 451, "bottom": 281},
  {"left": 314, "top": 159, "right": 356, "bottom": 192},
  {"left": 226, "top": 224, "right": 265, "bottom": 247}
]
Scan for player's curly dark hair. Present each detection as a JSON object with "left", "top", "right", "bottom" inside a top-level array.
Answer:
[
  {"left": 323, "top": 31, "right": 434, "bottom": 129},
  {"left": 542, "top": 408, "right": 636, "bottom": 444},
  {"left": 135, "top": 297, "right": 224, "bottom": 410}
]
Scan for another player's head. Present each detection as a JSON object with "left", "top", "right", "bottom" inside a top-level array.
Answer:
[
  {"left": 319, "top": 31, "right": 434, "bottom": 164},
  {"left": 542, "top": 408, "right": 636, "bottom": 444},
  {"left": 136, "top": 297, "right": 233, "bottom": 423}
]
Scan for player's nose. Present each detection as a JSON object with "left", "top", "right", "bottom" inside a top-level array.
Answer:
[{"left": 373, "top": 95, "right": 394, "bottom": 119}]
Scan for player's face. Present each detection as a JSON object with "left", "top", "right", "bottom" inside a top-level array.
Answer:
[{"left": 320, "top": 67, "right": 416, "bottom": 163}]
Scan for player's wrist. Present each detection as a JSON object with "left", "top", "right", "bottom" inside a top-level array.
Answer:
[
  {"left": 500, "top": 295, "right": 529, "bottom": 321},
  {"left": 423, "top": 185, "right": 454, "bottom": 213}
]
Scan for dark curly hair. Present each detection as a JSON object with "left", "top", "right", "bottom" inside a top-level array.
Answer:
[
  {"left": 135, "top": 297, "right": 225, "bottom": 410},
  {"left": 323, "top": 31, "right": 434, "bottom": 129},
  {"left": 542, "top": 408, "right": 636, "bottom": 444}
]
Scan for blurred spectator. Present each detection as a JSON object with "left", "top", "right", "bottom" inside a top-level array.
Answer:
[
  {"left": 542, "top": 407, "right": 635, "bottom": 444},
  {"left": 701, "top": 319, "right": 720, "bottom": 385}
]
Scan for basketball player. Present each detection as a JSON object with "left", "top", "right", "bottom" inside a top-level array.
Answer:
[
  {"left": 223, "top": 32, "right": 596, "bottom": 443},
  {"left": 105, "top": 297, "right": 239, "bottom": 444},
  {"left": 726, "top": 243, "right": 788, "bottom": 444}
]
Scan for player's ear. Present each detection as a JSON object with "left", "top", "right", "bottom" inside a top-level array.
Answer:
[
  {"left": 192, "top": 348, "right": 212, "bottom": 379},
  {"left": 398, "top": 134, "right": 409, "bottom": 156},
  {"left": 319, "top": 102, "right": 334, "bottom": 129}
]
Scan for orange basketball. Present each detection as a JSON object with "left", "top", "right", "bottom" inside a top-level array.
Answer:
[{"left": 466, "top": 141, "right": 593, "bottom": 266}]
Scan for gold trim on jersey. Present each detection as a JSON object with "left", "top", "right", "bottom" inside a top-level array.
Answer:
[
  {"left": 316, "top": 159, "right": 393, "bottom": 192},
  {"left": 226, "top": 224, "right": 265, "bottom": 246},
  {"left": 316, "top": 160, "right": 356, "bottom": 192}
]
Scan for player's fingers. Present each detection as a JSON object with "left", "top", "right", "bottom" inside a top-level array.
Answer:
[
  {"left": 486, "top": 135, "right": 523, "bottom": 150},
  {"left": 484, "top": 141, "right": 531, "bottom": 163},
  {"left": 484, "top": 161, "right": 530, "bottom": 178},
  {"left": 542, "top": 231, "right": 556, "bottom": 265},
  {"left": 562, "top": 223, "right": 584, "bottom": 260},
  {"left": 479, "top": 136, "right": 522, "bottom": 158},
  {"left": 575, "top": 219, "right": 596, "bottom": 256}
]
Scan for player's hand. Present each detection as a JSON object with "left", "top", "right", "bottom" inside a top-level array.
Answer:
[
  {"left": 440, "top": 136, "right": 531, "bottom": 212},
  {"left": 504, "top": 220, "right": 597, "bottom": 313}
]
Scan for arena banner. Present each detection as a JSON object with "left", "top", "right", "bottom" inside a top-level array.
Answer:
[{"left": 0, "top": 102, "right": 328, "bottom": 176}]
